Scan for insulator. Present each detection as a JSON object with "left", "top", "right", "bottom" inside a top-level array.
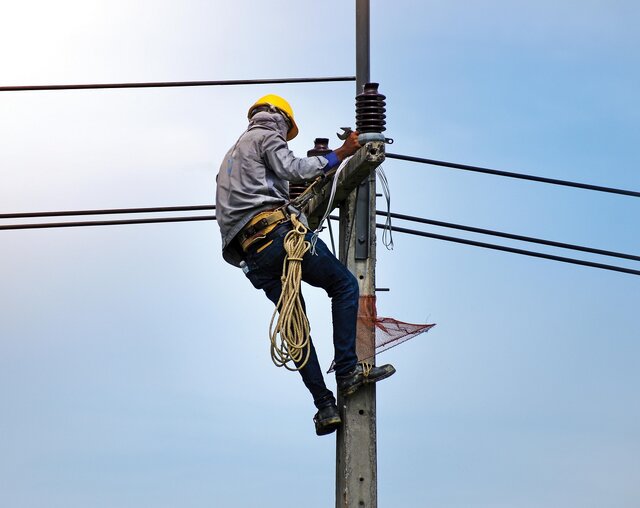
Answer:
[
  {"left": 355, "top": 82, "right": 386, "bottom": 134},
  {"left": 307, "top": 138, "right": 331, "bottom": 157},
  {"left": 289, "top": 138, "right": 332, "bottom": 201}
]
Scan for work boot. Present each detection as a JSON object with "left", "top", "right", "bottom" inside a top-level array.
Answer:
[
  {"left": 313, "top": 402, "right": 342, "bottom": 436},
  {"left": 336, "top": 362, "right": 396, "bottom": 397}
]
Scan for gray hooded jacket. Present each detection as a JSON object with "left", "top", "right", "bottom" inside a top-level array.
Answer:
[{"left": 216, "top": 110, "right": 329, "bottom": 267}]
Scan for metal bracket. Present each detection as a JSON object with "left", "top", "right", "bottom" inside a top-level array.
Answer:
[
  {"left": 355, "top": 180, "right": 369, "bottom": 259},
  {"left": 303, "top": 141, "right": 385, "bottom": 230}
]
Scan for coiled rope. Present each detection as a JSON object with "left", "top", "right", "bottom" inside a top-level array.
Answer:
[{"left": 268, "top": 213, "right": 311, "bottom": 371}]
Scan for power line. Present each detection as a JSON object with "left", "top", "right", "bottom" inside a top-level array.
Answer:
[
  {"left": 0, "top": 215, "right": 215, "bottom": 230},
  {"left": 0, "top": 76, "right": 355, "bottom": 93},
  {"left": 5, "top": 205, "right": 636, "bottom": 263},
  {"left": 379, "top": 210, "right": 640, "bottom": 262},
  {"left": 2, "top": 211, "right": 637, "bottom": 276},
  {"left": 386, "top": 152, "right": 640, "bottom": 198},
  {"left": 0, "top": 205, "right": 215, "bottom": 219},
  {"left": 373, "top": 222, "right": 640, "bottom": 277}
]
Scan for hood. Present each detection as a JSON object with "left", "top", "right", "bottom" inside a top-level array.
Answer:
[{"left": 248, "top": 110, "right": 290, "bottom": 140}]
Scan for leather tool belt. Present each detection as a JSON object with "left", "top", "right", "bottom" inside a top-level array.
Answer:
[{"left": 237, "top": 208, "right": 289, "bottom": 252}]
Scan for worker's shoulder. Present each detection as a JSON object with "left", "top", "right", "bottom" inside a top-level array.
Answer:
[{"left": 241, "top": 126, "right": 284, "bottom": 153}]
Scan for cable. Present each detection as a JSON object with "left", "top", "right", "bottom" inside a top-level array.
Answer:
[
  {"left": 308, "top": 156, "right": 351, "bottom": 254},
  {"left": 4, "top": 205, "right": 637, "bottom": 262},
  {"left": 377, "top": 210, "right": 640, "bottom": 262},
  {"left": 0, "top": 76, "right": 355, "bottom": 93},
  {"left": 3, "top": 211, "right": 637, "bottom": 276},
  {"left": 386, "top": 153, "right": 640, "bottom": 198},
  {"left": 382, "top": 222, "right": 640, "bottom": 276},
  {"left": 376, "top": 166, "right": 394, "bottom": 250},
  {"left": 327, "top": 217, "right": 337, "bottom": 256},
  {"left": 0, "top": 215, "right": 216, "bottom": 230},
  {"left": 0, "top": 204, "right": 215, "bottom": 219},
  {"left": 327, "top": 215, "right": 639, "bottom": 276},
  {"left": 375, "top": 222, "right": 640, "bottom": 277}
]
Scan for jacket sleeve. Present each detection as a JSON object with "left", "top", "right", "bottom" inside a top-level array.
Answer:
[{"left": 260, "top": 130, "right": 328, "bottom": 182}]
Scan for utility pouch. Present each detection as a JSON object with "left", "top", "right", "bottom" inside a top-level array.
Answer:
[{"left": 237, "top": 208, "right": 289, "bottom": 252}]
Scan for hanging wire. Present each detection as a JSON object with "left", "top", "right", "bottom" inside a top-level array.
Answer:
[
  {"left": 327, "top": 217, "right": 337, "bottom": 256},
  {"left": 376, "top": 166, "right": 394, "bottom": 250},
  {"left": 308, "top": 157, "right": 352, "bottom": 254},
  {"left": 386, "top": 152, "right": 640, "bottom": 198}
]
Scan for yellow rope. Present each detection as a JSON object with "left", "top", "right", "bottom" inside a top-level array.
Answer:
[
  {"left": 269, "top": 214, "right": 311, "bottom": 371},
  {"left": 360, "top": 361, "right": 373, "bottom": 377}
]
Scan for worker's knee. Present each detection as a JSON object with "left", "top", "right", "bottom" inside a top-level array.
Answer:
[{"left": 341, "top": 270, "right": 359, "bottom": 303}]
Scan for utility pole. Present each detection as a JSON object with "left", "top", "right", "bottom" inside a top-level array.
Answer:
[
  {"left": 336, "top": 1, "right": 379, "bottom": 506},
  {"left": 302, "top": 3, "right": 385, "bottom": 505}
]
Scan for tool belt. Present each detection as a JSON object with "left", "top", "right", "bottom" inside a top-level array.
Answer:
[{"left": 237, "top": 208, "right": 289, "bottom": 252}]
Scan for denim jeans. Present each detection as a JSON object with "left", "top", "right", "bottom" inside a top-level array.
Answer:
[{"left": 243, "top": 222, "right": 359, "bottom": 409}]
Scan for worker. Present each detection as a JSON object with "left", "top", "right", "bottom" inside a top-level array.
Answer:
[{"left": 215, "top": 94, "right": 395, "bottom": 436}]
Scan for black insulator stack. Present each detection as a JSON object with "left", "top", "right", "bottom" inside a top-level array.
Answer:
[
  {"left": 307, "top": 137, "right": 331, "bottom": 157},
  {"left": 289, "top": 138, "right": 332, "bottom": 201},
  {"left": 355, "top": 82, "right": 386, "bottom": 133}
]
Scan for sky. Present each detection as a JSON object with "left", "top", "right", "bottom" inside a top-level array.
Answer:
[{"left": 1, "top": 1, "right": 639, "bottom": 507}]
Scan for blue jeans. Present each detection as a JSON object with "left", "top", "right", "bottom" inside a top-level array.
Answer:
[{"left": 243, "top": 222, "right": 359, "bottom": 409}]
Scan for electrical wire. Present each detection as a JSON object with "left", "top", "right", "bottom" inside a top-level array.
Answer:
[
  {"left": 386, "top": 152, "right": 640, "bottom": 198},
  {"left": 3, "top": 205, "right": 637, "bottom": 263},
  {"left": 2, "top": 210, "right": 637, "bottom": 276},
  {"left": 377, "top": 210, "right": 640, "bottom": 262},
  {"left": 0, "top": 76, "right": 355, "bottom": 93},
  {"left": 376, "top": 166, "right": 394, "bottom": 250},
  {"left": 0, "top": 205, "right": 215, "bottom": 219},
  {"left": 0, "top": 215, "right": 216, "bottom": 230},
  {"left": 308, "top": 156, "right": 351, "bottom": 254},
  {"left": 374, "top": 222, "right": 640, "bottom": 277},
  {"left": 327, "top": 217, "right": 337, "bottom": 256},
  {"left": 326, "top": 213, "right": 640, "bottom": 276}
]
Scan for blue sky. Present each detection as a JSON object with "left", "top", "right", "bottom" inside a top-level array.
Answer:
[{"left": 1, "top": 1, "right": 639, "bottom": 507}]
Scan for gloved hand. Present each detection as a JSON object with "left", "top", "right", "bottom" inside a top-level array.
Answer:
[{"left": 334, "top": 130, "right": 361, "bottom": 161}]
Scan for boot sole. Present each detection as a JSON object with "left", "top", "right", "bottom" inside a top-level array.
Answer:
[
  {"left": 315, "top": 416, "right": 342, "bottom": 436},
  {"left": 340, "top": 382, "right": 364, "bottom": 397}
]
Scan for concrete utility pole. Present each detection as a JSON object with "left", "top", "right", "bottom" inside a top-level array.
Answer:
[
  {"left": 336, "top": 1, "right": 379, "bottom": 506},
  {"left": 302, "top": 2, "right": 385, "bottom": 504}
]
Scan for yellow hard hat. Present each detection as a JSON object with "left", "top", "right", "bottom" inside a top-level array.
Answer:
[{"left": 248, "top": 94, "right": 299, "bottom": 141}]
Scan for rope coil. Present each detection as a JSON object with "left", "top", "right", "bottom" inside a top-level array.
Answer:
[{"left": 268, "top": 214, "right": 312, "bottom": 371}]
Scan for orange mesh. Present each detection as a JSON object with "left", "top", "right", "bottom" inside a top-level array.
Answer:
[
  {"left": 328, "top": 295, "right": 435, "bottom": 372},
  {"left": 356, "top": 295, "right": 378, "bottom": 362}
]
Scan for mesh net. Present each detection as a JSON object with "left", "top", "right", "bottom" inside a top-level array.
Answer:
[{"left": 328, "top": 295, "right": 435, "bottom": 372}]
